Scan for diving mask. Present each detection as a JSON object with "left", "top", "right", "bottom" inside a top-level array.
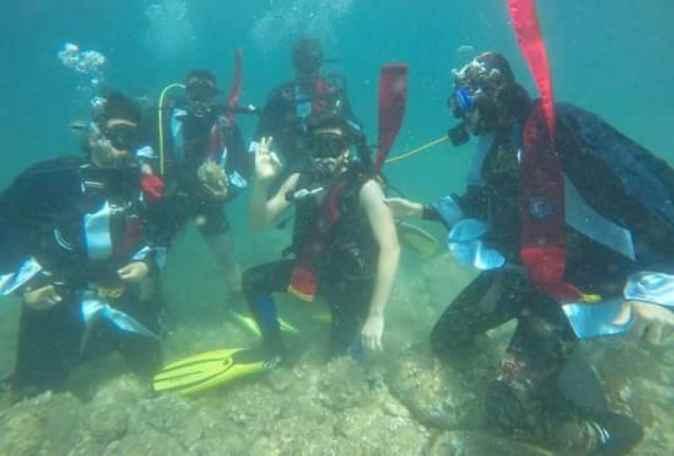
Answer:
[
  {"left": 310, "top": 132, "right": 349, "bottom": 159},
  {"left": 449, "top": 86, "right": 476, "bottom": 119},
  {"left": 186, "top": 80, "right": 218, "bottom": 117},
  {"left": 102, "top": 123, "right": 139, "bottom": 151}
]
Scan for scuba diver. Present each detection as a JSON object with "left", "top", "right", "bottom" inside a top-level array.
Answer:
[
  {"left": 0, "top": 92, "right": 164, "bottom": 395},
  {"left": 243, "top": 112, "right": 399, "bottom": 364},
  {"left": 254, "top": 37, "right": 359, "bottom": 177},
  {"left": 384, "top": 52, "right": 674, "bottom": 454},
  {"left": 156, "top": 69, "right": 251, "bottom": 300}
]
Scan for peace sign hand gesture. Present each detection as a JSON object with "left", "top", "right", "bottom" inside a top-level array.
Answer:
[{"left": 254, "top": 137, "right": 282, "bottom": 183}]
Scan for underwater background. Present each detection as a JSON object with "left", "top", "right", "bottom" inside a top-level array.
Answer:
[{"left": 1, "top": 1, "right": 674, "bottom": 454}]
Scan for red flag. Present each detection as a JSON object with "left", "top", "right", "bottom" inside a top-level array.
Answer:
[
  {"left": 509, "top": 0, "right": 582, "bottom": 301},
  {"left": 508, "top": 0, "right": 555, "bottom": 138},
  {"left": 226, "top": 49, "right": 243, "bottom": 120},
  {"left": 375, "top": 63, "right": 408, "bottom": 173}
]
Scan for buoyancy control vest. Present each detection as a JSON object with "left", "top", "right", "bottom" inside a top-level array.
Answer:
[{"left": 290, "top": 169, "right": 377, "bottom": 282}]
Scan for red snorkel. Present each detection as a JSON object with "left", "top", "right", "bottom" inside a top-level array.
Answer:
[
  {"left": 226, "top": 49, "right": 243, "bottom": 122},
  {"left": 508, "top": 0, "right": 582, "bottom": 301}
]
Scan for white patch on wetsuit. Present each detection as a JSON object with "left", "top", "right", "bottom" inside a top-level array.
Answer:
[
  {"left": 171, "top": 109, "right": 188, "bottom": 161},
  {"left": 84, "top": 201, "right": 113, "bottom": 260},
  {"left": 136, "top": 145, "right": 156, "bottom": 159},
  {"left": 53, "top": 228, "right": 74, "bottom": 251}
]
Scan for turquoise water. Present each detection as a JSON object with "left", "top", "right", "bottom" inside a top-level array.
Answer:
[
  {"left": 1, "top": 1, "right": 674, "bottom": 454},
  {"left": 2, "top": 1, "right": 672, "bottom": 189}
]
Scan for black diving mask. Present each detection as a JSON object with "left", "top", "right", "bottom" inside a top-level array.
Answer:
[
  {"left": 186, "top": 80, "right": 219, "bottom": 102},
  {"left": 103, "top": 124, "right": 139, "bottom": 151},
  {"left": 186, "top": 81, "right": 219, "bottom": 117},
  {"left": 310, "top": 132, "right": 349, "bottom": 159}
]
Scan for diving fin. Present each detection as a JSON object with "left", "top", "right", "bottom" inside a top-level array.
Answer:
[
  {"left": 228, "top": 310, "right": 299, "bottom": 337},
  {"left": 279, "top": 317, "right": 299, "bottom": 334},
  {"left": 153, "top": 347, "right": 269, "bottom": 395},
  {"left": 311, "top": 311, "right": 332, "bottom": 324},
  {"left": 397, "top": 221, "right": 440, "bottom": 257}
]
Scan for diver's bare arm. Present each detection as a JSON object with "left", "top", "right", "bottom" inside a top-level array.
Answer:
[
  {"left": 249, "top": 173, "right": 299, "bottom": 230},
  {"left": 360, "top": 180, "right": 400, "bottom": 348},
  {"left": 383, "top": 197, "right": 424, "bottom": 219}
]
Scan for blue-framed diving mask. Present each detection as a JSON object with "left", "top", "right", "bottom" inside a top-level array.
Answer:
[{"left": 449, "top": 86, "right": 476, "bottom": 119}]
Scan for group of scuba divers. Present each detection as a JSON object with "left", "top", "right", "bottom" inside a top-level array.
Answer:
[{"left": 2, "top": 37, "right": 674, "bottom": 455}]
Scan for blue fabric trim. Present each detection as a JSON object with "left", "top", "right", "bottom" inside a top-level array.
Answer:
[
  {"left": 253, "top": 295, "right": 280, "bottom": 334},
  {"left": 446, "top": 219, "right": 505, "bottom": 270},
  {"left": 624, "top": 272, "right": 674, "bottom": 309},
  {"left": 431, "top": 195, "right": 463, "bottom": 229},
  {"left": 294, "top": 85, "right": 311, "bottom": 131},
  {"left": 562, "top": 299, "right": 635, "bottom": 339},
  {"left": 0, "top": 257, "right": 43, "bottom": 296},
  {"left": 80, "top": 291, "right": 158, "bottom": 339}
]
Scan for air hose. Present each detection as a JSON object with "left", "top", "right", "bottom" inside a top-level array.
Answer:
[{"left": 157, "top": 83, "right": 185, "bottom": 175}]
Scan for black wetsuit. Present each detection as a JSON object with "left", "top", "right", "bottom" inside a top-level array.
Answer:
[
  {"left": 429, "top": 103, "right": 674, "bottom": 452},
  {"left": 155, "top": 106, "right": 250, "bottom": 241},
  {"left": 256, "top": 74, "right": 357, "bottom": 175},
  {"left": 0, "top": 157, "right": 163, "bottom": 392},
  {"left": 242, "top": 170, "right": 377, "bottom": 359}
]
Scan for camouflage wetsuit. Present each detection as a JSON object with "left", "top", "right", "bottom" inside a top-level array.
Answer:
[{"left": 430, "top": 103, "right": 674, "bottom": 452}]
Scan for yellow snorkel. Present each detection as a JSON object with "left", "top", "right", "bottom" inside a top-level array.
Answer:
[{"left": 157, "top": 83, "right": 185, "bottom": 175}]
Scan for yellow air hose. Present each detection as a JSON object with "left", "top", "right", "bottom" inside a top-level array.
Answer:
[
  {"left": 157, "top": 83, "right": 186, "bottom": 175},
  {"left": 385, "top": 135, "right": 449, "bottom": 165}
]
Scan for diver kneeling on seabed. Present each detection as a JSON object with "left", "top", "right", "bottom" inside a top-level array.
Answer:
[
  {"left": 243, "top": 110, "right": 400, "bottom": 365},
  {"left": 386, "top": 52, "right": 674, "bottom": 455},
  {"left": 152, "top": 114, "right": 400, "bottom": 395},
  {"left": 0, "top": 92, "right": 165, "bottom": 396}
]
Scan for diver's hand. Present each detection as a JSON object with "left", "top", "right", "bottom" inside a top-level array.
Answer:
[
  {"left": 197, "top": 160, "right": 229, "bottom": 200},
  {"left": 630, "top": 300, "right": 674, "bottom": 346},
  {"left": 361, "top": 314, "right": 385, "bottom": 351},
  {"left": 118, "top": 261, "right": 149, "bottom": 283},
  {"left": 254, "top": 137, "right": 282, "bottom": 183},
  {"left": 23, "top": 285, "right": 62, "bottom": 310},
  {"left": 384, "top": 197, "right": 423, "bottom": 219}
]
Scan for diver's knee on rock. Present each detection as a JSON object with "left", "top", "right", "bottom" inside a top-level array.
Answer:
[
  {"left": 430, "top": 321, "right": 476, "bottom": 355},
  {"left": 485, "top": 380, "right": 528, "bottom": 432}
]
